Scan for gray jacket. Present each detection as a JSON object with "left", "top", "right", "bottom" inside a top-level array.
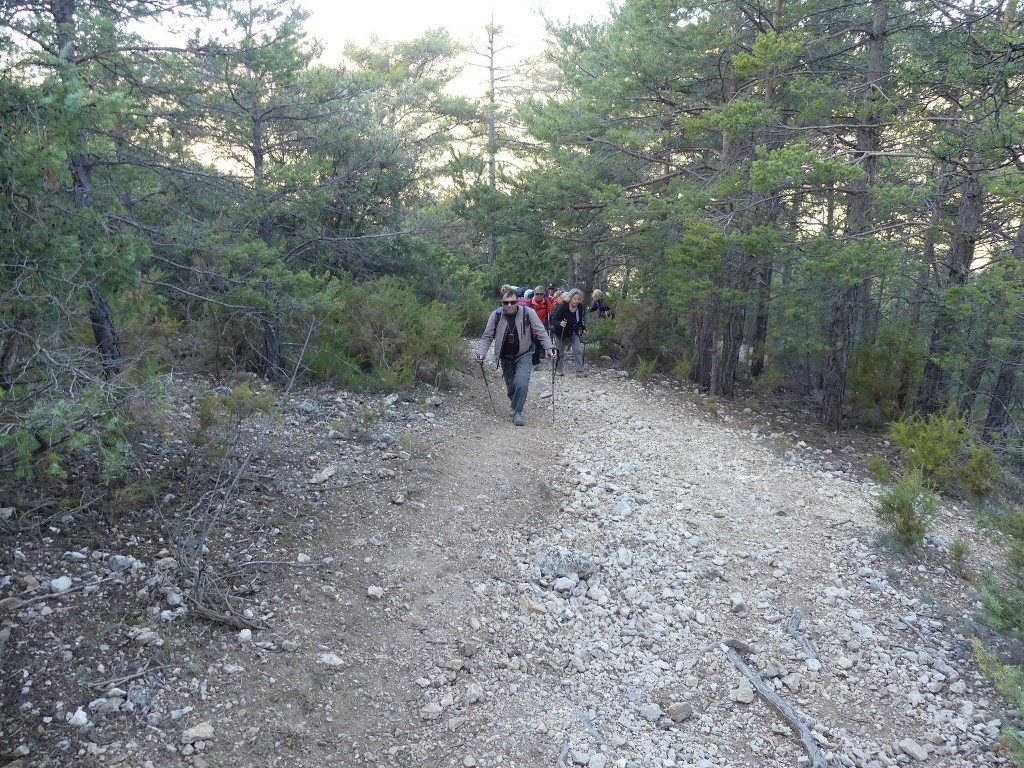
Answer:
[{"left": 477, "top": 306, "right": 554, "bottom": 363}]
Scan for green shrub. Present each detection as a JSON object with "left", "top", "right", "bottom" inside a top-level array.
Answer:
[
  {"left": 887, "top": 410, "right": 970, "bottom": 491},
  {"left": 977, "top": 503, "right": 1024, "bottom": 641},
  {"left": 847, "top": 326, "right": 924, "bottom": 424},
  {"left": 752, "top": 363, "right": 784, "bottom": 396},
  {"left": 672, "top": 355, "right": 693, "bottom": 382},
  {"left": 955, "top": 444, "right": 1000, "bottom": 498},
  {"left": 193, "top": 381, "right": 275, "bottom": 457},
  {"left": 874, "top": 470, "right": 937, "bottom": 546},
  {"left": 636, "top": 356, "right": 658, "bottom": 382},
  {"left": 303, "top": 277, "right": 461, "bottom": 390},
  {"left": 973, "top": 638, "right": 1024, "bottom": 761},
  {"left": 950, "top": 538, "right": 970, "bottom": 578},
  {"left": 0, "top": 384, "right": 135, "bottom": 488},
  {"left": 866, "top": 455, "right": 895, "bottom": 484}
]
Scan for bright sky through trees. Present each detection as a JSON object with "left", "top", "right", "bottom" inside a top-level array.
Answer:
[{"left": 303, "top": 0, "right": 614, "bottom": 63}]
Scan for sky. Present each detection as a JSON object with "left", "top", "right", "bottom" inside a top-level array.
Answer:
[{"left": 302, "top": 0, "right": 614, "bottom": 66}]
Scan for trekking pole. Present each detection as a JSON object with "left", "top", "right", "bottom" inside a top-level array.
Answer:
[
  {"left": 478, "top": 360, "right": 500, "bottom": 419},
  {"left": 550, "top": 354, "right": 556, "bottom": 424}
]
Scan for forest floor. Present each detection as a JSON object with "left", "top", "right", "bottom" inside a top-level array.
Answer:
[{"left": 0, "top": 345, "right": 1019, "bottom": 768}]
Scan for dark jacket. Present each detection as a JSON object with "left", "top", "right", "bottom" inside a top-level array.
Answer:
[{"left": 550, "top": 301, "right": 586, "bottom": 341}]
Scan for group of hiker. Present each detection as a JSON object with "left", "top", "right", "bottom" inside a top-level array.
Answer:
[{"left": 475, "top": 283, "right": 612, "bottom": 427}]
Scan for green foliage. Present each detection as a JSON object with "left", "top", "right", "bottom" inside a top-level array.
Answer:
[
  {"left": 672, "top": 355, "right": 693, "bottom": 382},
  {"left": 751, "top": 364, "right": 783, "bottom": 396},
  {"left": 887, "top": 411, "right": 971, "bottom": 491},
  {"left": 0, "top": 385, "right": 135, "bottom": 488},
  {"left": 301, "top": 277, "right": 461, "bottom": 390},
  {"left": 635, "top": 356, "right": 658, "bottom": 382},
  {"left": 450, "top": 291, "right": 495, "bottom": 338},
  {"left": 847, "top": 326, "right": 924, "bottom": 425},
  {"left": 865, "top": 455, "right": 895, "bottom": 484},
  {"left": 956, "top": 444, "right": 1000, "bottom": 499},
  {"left": 192, "top": 381, "right": 275, "bottom": 456},
  {"left": 950, "top": 539, "right": 970, "bottom": 578},
  {"left": 973, "top": 638, "right": 1024, "bottom": 761},
  {"left": 874, "top": 470, "right": 937, "bottom": 547},
  {"left": 976, "top": 502, "right": 1024, "bottom": 647}
]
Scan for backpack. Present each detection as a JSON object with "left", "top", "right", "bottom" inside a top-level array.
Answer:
[{"left": 493, "top": 307, "right": 532, "bottom": 338}]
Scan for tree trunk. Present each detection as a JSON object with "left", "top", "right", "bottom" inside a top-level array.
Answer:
[
  {"left": 915, "top": 155, "right": 985, "bottom": 415},
  {"left": 0, "top": 319, "right": 24, "bottom": 391},
  {"left": 983, "top": 343, "right": 1022, "bottom": 444},
  {"left": 820, "top": 284, "right": 857, "bottom": 428},
  {"left": 261, "top": 297, "right": 284, "bottom": 381},
  {"left": 750, "top": 262, "right": 773, "bottom": 378},
  {"left": 716, "top": 245, "right": 755, "bottom": 397},
  {"left": 957, "top": 317, "right": 998, "bottom": 417},
  {"left": 88, "top": 287, "right": 123, "bottom": 377},
  {"left": 692, "top": 299, "right": 718, "bottom": 390},
  {"left": 819, "top": 0, "right": 888, "bottom": 430}
]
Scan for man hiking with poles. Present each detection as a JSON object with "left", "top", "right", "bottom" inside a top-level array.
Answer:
[{"left": 476, "top": 288, "right": 557, "bottom": 426}]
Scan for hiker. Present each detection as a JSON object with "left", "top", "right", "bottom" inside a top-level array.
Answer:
[
  {"left": 550, "top": 288, "right": 587, "bottom": 376},
  {"left": 589, "top": 289, "right": 612, "bottom": 319},
  {"left": 476, "top": 288, "right": 556, "bottom": 426},
  {"left": 529, "top": 286, "right": 552, "bottom": 366}
]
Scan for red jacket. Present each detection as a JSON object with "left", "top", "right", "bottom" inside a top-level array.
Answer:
[{"left": 529, "top": 296, "right": 550, "bottom": 326}]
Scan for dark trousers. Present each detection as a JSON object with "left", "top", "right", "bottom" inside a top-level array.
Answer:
[{"left": 500, "top": 354, "right": 533, "bottom": 414}]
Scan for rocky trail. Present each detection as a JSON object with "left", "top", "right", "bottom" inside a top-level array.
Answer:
[{"left": 0, "top": 353, "right": 1013, "bottom": 768}]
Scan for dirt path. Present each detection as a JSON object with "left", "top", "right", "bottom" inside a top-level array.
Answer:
[{"left": 0, "top": 358, "right": 1010, "bottom": 768}]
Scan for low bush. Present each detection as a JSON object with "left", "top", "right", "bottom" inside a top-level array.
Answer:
[
  {"left": 847, "top": 326, "right": 923, "bottom": 424},
  {"left": 887, "top": 410, "right": 971, "bottom": 492},
  {"left": 874, "top": 470, "right": 937, "bottom": 547},
  {"left": 973, "top": 639, "right": 1024, "bottom": 762},
  {"left": 636, "top": 356, "right": 658, "bottom": 382}
]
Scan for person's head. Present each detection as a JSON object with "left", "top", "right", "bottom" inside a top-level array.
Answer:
[
  {"left": 516, "top": 286, "right": 526, "bottom": 298},
  {"left": 535, "top": 285, "right": 545, "bottom": 296},
  {"left": 567, "top": 288, "right": 583, "bottom": 308},
  {"left": 592, "top": 289, "right": 604, "bottom": 300},
  {"left": 552, "top": 290, "right": 564, "bottom": 304},
  {"left": 525, "top": 289, "right": 534, "bottom": 300},
  {"left": 499, "top": 284, "right": 513, "bottom": 297},
  {"left": 500, "top": 288, "right": 519, "bottom": 314}
]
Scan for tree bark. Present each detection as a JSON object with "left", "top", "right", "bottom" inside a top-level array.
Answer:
[
  {"left": 983, "top": 343, "right": 1022, "bottom": 444},
  {"left": 915, "top": 155, "right": 985, "bottom": 415},
  {"left": 88, "top": 287, "right": 123, "bottom": 377},
  {"left": 750, "top": 262, "right": 773, "bottom": 378},
  {"left": 819, "top": 0, "right": 888, "bottom": 430}
]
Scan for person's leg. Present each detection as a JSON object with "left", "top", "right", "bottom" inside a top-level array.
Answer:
[
  {"left": 572, "top": 334, "right": 584, "bottom": 373},
  {"left": 501, "top": 359, "right": 516, "bottom": 405},
  {"left": 510, "top": 354, "right": 532, "bottom": 416},
  {"left": 531, "top": 337, "right": 541, "bottom": 366},
  {"left": 554, "top": 336, "right": 566, "bottom": 373}
]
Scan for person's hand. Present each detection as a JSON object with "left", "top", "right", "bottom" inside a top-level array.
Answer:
[
  {"left": 582, "top": 328, "right": 588, "bottom": 335},
  {"left": 475, "top": 355, "right": 484, "bottom": 363},
  {"left": 547, "top": 349, "right": 556, "bottom": 359},
  {"left": 560, "top": 320, "right": 567, "bottom": 327}
]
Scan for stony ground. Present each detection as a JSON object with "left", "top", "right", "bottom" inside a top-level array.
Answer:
[{"left": 0, "top": 352, "right": 1016, "bottom": 768}]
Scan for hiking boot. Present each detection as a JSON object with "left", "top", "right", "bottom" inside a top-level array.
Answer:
[{"left": 512, "top": 412, "right": 525, "bottom": 426}]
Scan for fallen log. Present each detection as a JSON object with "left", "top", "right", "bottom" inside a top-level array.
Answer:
[{"left": 724, "top": 645, "right": 827, "bottom": 768}]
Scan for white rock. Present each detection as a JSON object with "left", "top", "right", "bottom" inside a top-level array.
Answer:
[
  {"left": 49, "top": 576, "right": 73, "bottom": 593},
  {"left": 66, "top": 708, "right": 88, "bottom": 727},
  {"left": 898, "top": 738, "right": 928, "bottom": 761},
  {"left": 367, "top": 585, "right": 385, "bottom": 599},
  {"left": 181, "top": 722, "right": 214, "bottom": 744},
  {"left": 420, "top": 702, "right": 443, "bottom": 720}
]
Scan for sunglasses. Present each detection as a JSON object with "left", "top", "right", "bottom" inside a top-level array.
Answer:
[{"left": 502, "top": 300, "right": 517, "bottom": 305}]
